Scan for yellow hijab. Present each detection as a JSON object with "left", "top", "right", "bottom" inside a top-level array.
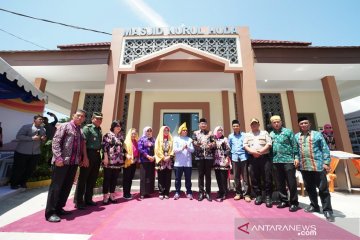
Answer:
[
  {"left": 177, "top": 122, "right": 187, "bottom": 135},
  {"left": 124, "top": 128, "right": 139, "bottom": 168},
  {"left": 155, "top": 126, "right": 174, "bottom": 163}
]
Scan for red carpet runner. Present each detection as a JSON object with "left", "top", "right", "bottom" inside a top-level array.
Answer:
[{"left": 0, "top": 192, "right": 358, "bottom": 240}]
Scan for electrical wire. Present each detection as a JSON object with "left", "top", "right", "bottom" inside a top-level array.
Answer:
[
  {"left": 0, "top": 28, "right": 49, "bottom": 50},
  {"left": 0, "top": 8, "right": 112, "bottom": 35}
]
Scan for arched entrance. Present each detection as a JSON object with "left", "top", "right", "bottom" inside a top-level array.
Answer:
[{"left": 101, "top": 27, "right": 262, "bottom": 134}]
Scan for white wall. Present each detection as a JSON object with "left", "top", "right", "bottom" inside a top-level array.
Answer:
[
  {"left": 0, "top": 107, "right": 36, "bottom": 144},
  {"left": 295, "top": 91, "right": 330, "bottom": 129}
]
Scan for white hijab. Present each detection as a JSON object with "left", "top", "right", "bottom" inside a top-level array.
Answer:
[{"left": 142, "top": 126, "right": 152, "bottom": 137}]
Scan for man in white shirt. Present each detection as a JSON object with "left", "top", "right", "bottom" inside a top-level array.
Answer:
[{"left": 243, "top": 118, "right": 273, "bottom": 208}]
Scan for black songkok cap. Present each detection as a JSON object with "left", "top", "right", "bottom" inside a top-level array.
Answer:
[
  {"left": 199, "top": 118, "right": 207, "bottom": 123},
  {"left": 298, "top": 116, "right": 309, "bottom": 123},
  {"left": 232, "top": 119, "right": 240, "bottom": 125}
]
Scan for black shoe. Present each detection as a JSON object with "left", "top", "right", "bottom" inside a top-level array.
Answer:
[
  {"left": 47, "top": 214, "right": 61, "bottom": 223},
  {"left": 86, "top": 201, "right": 97, "bottom": 206},
  {"left": 123, "top": 194, "right": 133, "bottom": 200},
  {"left": 74, "top": 203, "right": 86, "bottom": 210},
  {"left": 57, "top": 208, "right": 72, "bottom": 215},
  {"left": 10, "top": 185, "right": 19, "bottom": 190},
  {"left": 254, "top": 196, "right": 262, "bottom": 205},
  {"left": 198, "top": 193, "right": 204, "bottom": 201},
  {"left": 221, "top": 195, "right": 226, "bottom": 201},
  {"left": 109, "top": 198, "right": 118, "bottom": 204},
  {"left": 324, "top": 211, "right": 335, "bottom": 222},
  {"left": 304, "top": 205, "right": 320, "bottom": 213},
  {"left": 289, "top": 205, "right": 299, "bottom": 212},
  {"left": 206, "top": 193, "right": 212, "bottom": 202},
  {"left": 265, "top": 196, "right": 272, "bottom": 208},
  {"left": 277, "top": 202, "right": 289, "bottom": 209},
  {"left": 20, "top": 183, "right": 27, "bottom": 189}
]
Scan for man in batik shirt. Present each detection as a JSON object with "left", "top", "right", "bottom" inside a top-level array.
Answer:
[
  {"left": 294, "top": 116, "right": 334, "bottom": 222},
  {"left": 192, "top": 118, "right": 215, "bottom": 202},
  {"left": 45, "top": 109, "right": 88, "bottom": 223},
  {"left": 269, "top": 115, "right": 298, "bottom": 212}
]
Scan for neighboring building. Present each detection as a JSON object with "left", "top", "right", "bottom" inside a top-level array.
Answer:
[
  {"left": 345, "top": 110, "right": 360, "bottom": 154},
  {"left": 1, "top": 26, "right": 360, "bottom": 187}
]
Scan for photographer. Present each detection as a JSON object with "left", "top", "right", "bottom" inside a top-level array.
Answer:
[
  {"left": 10, "top": 115, "right": 46, "bottom": 189},
  {"left": 43, "top": 111, "right": 58, "bottom": 140}
]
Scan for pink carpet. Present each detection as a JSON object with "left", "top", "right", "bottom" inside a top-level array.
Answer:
[{"left": 1, "top": 192, "right": 358, "bottom": 240}]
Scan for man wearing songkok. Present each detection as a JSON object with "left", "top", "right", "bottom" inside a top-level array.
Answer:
[
  {"left": 228, "top": 119, "right": 251, "bottom": 202},
  {"left": 294, "top": 117, "right": 334, "bottom": 222},
  {"left": 192, "top": 118, "right": 215, "bottom": 202},
  {"left": 269, "top": 115, "right": 298, "bottom": 212}
]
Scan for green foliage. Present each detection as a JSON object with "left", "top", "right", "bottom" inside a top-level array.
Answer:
[
  {"left": 95, "top": 168, "right": 104, "bottom": 187},
  {"left": 28, "top": 140, "right": 53, "bottom": 182},
  {"left": 59, "top": 117, "right": 70, "bottom": 123},
  {"left": 28, "top": 163, "right": 52, "bottom": 182},
  {"left": 40, "top": 140, "right": 53, "bottom": 165},
  {"left": 95, "top": 176, "right": 104, "bottom": 188}
]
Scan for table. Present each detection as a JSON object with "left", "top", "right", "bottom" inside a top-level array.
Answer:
[{"left": 330, "top": 151, "right": 360, "bottom": 192}]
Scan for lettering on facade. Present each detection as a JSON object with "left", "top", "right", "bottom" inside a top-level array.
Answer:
[{"left": 123, "top": 26, "right": 238, "bottom": 37}]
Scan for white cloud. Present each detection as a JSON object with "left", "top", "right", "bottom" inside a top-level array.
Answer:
[
  {"left": 341, "top": 96, "right": 360, "bottom": 114},
  {"left": 123, "top": 0, "right": 169, "bottom": 27}
]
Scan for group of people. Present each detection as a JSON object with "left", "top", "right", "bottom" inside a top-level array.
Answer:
[{"left": 37, "top": 109, "right": 334, "bottom": 223}]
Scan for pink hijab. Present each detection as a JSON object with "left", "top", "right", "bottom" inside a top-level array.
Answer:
[
  {"left": 213, "top": 126, "right": 224, "bottom": 139},
  {"left": 323, "top": 123, "right": 333, "bottom": 135}
]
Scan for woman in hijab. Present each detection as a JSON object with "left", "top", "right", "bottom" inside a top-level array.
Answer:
[
  {"left": 322, "top": 123, "right": 336, "bottom": 150},
  {"left": 123, "top": 128, "right": 139, "bottom": 200},
  {"left": 138, "top": 126, "right": 156, "bottom": 199},
  {"left": 155, "top": 126, "right": 174, "bottom": 200},
  {"left": 102, "top": 120, "right": 125, "bottom": 204},
  {"left": 213, "top": 126, "right": 231, "bottom": 202}
]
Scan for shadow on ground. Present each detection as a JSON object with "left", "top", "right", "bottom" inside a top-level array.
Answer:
[{"left": 0, "top": 186, "right": 48, "bottom": 215}]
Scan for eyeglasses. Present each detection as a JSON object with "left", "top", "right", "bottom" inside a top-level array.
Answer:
[{"left": 325, "top": 127, "right": 332, "bottom": 129}]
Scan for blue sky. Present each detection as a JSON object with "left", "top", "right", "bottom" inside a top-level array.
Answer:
[
  {"left": 1, "top": 0, "right": 360, "bottom": 116},
  {"left": 1, "top": 0, "right": 360, "bottom": 50}
]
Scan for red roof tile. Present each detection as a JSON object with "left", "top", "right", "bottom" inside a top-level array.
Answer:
[
  {"left": 57, "top": 42, "right": 111, "bottom": 49},
  {"left": 57, "top": 39, "right": 313, "bottom": 50},
  {"left": 251, "top": 39, "right": 311, "bottom": 46}
]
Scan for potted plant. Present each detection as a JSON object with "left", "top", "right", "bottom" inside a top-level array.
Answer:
[{"left": 26, "top": 140, "right": 53, "bottom": 188}]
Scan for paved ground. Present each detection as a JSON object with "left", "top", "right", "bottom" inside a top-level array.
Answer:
[{"left": 0, "top": 174, "right": 359, "bottom": 239}]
